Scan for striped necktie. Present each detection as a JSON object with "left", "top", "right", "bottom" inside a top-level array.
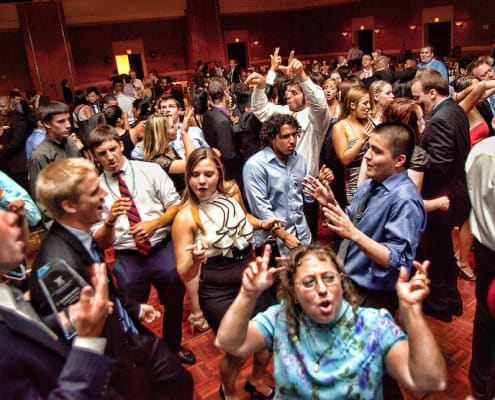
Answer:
[{"left": 113, "top": 171, "right": 152, "bottom": 255}]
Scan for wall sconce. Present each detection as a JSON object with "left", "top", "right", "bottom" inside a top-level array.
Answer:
[
  {"left": 454, "top": 20, "right": 464, "bottom": 27},
  {"left": 149, "top": 51, "right": 157, "bottom": 59},
  {"left": 235, "top": 38, "right": 240, "bottom": 43},
  {"left": 373, "top": 28, "right": 381, "bottom": 34},
  {"left": 341, "top": 31, "right": 350, "bottom": 37},
  {"left": 360, "top": 25, "right": 365, "bottom": 30},
  {"left": 252, "top": 40, "right": 260, "bottom": 46},
  {"left": 434, "top": 17, "right": 440, "bottom": 23},
  {"left": 126, "top": 49, "right": 132, "bottom": 54},
  {"left": 409, "top": 24, "right": 417, "bottom": 30}
]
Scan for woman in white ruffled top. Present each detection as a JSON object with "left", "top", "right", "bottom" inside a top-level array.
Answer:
[{"left": 173, "top": 147, "right": 282, "bottom": 399}]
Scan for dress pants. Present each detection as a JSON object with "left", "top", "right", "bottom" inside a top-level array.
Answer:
[
  {"left": 469, "top": 240, "right": 495, "bottom": 399},
  {"left": 111, "top": 334, "right": 193, "bottom": 400},
  {"left": 418, "top": 220, "right": 462, "bottom": 319},
  {"left": 113, "top": 239, "right": 185, "bottom": 352}
]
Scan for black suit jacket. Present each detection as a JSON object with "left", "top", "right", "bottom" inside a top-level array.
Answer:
[
  {"left": 421, "top": 98, "right": 470, "bottom": 226},
  {"left": 362, "top": 68, "right": 416, "bottom": 88},
  {"left": 0, "top": 304, "right": 113, "bottom": 399},
  {"left": 202, "top": 106, "right": 243, "bottom": 184},
  {"left": 28, "top": 221, "right": 181, "bottom": 399}
]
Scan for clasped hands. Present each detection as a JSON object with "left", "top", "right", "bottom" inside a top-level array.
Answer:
[{"left": 108, "top": 197, "right": 157, "bottom": 242}]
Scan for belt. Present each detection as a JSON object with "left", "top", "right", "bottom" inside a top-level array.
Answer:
[
  {"left": 115, "top": 236, "right": 170, "bottom": 256},
  {"left": 205, "top": 246, "right": 252, "bottom": 265}
]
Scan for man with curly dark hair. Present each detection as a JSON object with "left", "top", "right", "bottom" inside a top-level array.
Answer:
[{"left": 243, "top": 113, "right": 314, "bottom": 256}]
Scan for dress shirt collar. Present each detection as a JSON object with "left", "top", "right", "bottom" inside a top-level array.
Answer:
[
  {"left": 0, "top": 282, "right": 17, "bottom": 311},
  {"left": 46, "top": 134, "right": 68, "bottom": 147},
  {"left": 432, "top": 96, "right": 450, "bottom": 113},
  {"left": 211, "top": 103, "right": 230, "bottom": 117},
  {"left": 103, "top": 157, "right": 130, "bottom": 179},
  {"left": 377, "top": 170, "right": 409, "bottom": 192},
  {"left": 263, "top": 146, "right": 298, "bottom": 165},
  {"left": 61, "top": 222, "right": 94, "bottom": 257}
]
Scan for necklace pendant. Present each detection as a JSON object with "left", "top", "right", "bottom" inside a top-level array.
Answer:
[{"left": 313, "top": 363, "right": 319, "bottom": 373}]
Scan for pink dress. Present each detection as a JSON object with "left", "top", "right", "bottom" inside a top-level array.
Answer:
[{"left": 470, "top": 122, "right": 489, "bottom": 148}]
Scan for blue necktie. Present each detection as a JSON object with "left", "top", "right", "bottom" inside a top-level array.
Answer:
[
  {"left": 90, "top": 239, "right": 138, "bottom": 335},
  {"left": 337, "top": 181, "right": 380, "bottom": 262}
]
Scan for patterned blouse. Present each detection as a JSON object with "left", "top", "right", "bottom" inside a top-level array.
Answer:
[
  {"left": 253, "top": 299, "right": 406, "bottom": 399},
  {"left": 196, "top": 192, "right": 253, "bottom": 258}
]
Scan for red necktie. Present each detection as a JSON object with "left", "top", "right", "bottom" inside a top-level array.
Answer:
[{"left": 113, "top": 171, "right": 152, "bottom": 255}]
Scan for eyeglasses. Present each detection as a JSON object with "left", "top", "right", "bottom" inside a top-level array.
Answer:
[{"left": 295, "top": 272, "right": 339, "bottom": 289}]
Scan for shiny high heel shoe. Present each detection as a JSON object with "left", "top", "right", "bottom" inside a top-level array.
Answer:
[
  {"left": 457, "top": 261, "right": 476, "bottom": 281},
  {"left": 244, "top": 380, "right": 275, "bottom": 399},
  {"left": 187, "top": 311, "right": 209, "bottom": 334}
]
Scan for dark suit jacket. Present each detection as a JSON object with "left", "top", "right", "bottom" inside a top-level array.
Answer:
[
  {"left": 202, "top": 106, "right": 243, "bottom": 184},
  {"left": 362, "top": 68, "right": 416, "bottom": 88},
  {"left": 28, "top": 221, "right": 189, "bottom": 400},
  {"left": 0, "top": 305, "right": 113, "bottom": 399},
  {"left": 227, "top": 65, "right": 240, "bottom": 83},
  {"left": 421, "top": 97, "right": 470, "bottom": 226},
  {"left": 29, "top": 221, "right": 140, "bottom": 323}
]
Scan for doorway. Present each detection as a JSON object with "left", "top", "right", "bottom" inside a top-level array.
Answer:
[
  {"left": 425, "top": 22, "right": 451, "bottom": 57},
  {"left": 357, "top": 29, "right": 373, "bottom": 55},
  {"left": 115, "top": 54, "right": 144, "bottom": 78},
  {"left": 227, "top": 42, "right": 247, "bottom": 68}
]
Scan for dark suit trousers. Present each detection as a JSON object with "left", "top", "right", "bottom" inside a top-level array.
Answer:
[
  {"left": 418, "top": 218, "right": 462, "bottom": 318},
  {"left": 469, "top": 240, "right": 495, "bottom": 399},
  {"left": 114, "top": 239, "right": 185, "bottom": 352}
]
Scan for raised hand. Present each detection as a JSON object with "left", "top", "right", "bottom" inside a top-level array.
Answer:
[
  {"left": 245, "top": 72, "right": 266, "bottom": 88},
  {"left": 322, "top": 202, "right": 355, "bottom": 239},
  {"left": 270, "top": 47, "right": 282, "bottom": 71},
  {"left": 302, "top": 175, "right": 335, "bottom": 206},
  {"left": 70, "top": 263, "right": 113, "bottom": 338},
  {"left": 242, "top": 244, "right": 283, "bottom": 294},
  {"left": 396, "top": 260, "right": 431, "bottom": 308},
  {"left": 319, "top": 164, "right": 335, "bottom": 185}
]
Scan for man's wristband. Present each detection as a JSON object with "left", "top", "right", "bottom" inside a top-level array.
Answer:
[{"left": 104, "top": 220, "right": 116, "bottom": 228}]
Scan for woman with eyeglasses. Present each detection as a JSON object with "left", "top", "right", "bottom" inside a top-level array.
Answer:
[{"left": 216, "top": 244, "right": 447, "bottom": 399}]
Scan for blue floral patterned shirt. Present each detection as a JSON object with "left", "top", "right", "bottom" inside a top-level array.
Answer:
[{"left": 253, "top": 300, "right": 406, "bottom": 399}]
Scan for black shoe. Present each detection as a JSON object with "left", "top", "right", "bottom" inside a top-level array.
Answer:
[
  {"left": 176, "top": 346, "right": 196, "bottom": 365},
  {"left": 422, "top": 305, "right": 452, "bottom": 323},
  {"left": 244, "top": 380, "right": 275, "bottom": 399},
  {"left": 451, "top": 302, "right": 463, "bottom": 316}
]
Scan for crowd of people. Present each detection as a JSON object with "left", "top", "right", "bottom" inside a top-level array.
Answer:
[{"left": 0, "top": 44, "right": 494, "bottom": 399}]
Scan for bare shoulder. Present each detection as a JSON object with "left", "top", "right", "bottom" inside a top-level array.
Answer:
[{"left": 175, "top": 204, "right": 195, "bottom": 225}]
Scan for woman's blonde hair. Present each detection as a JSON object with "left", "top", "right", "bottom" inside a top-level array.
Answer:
[
  {"left": 143, "top": 114, "right": 171, "bottom": 161},
  {"left": 341, "top": 86, "right": 368, "bottom": 119}
]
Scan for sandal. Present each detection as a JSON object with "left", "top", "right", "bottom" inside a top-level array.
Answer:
[
  {"left": 187, "top": 311, "right": 210, "bottom": 334},
  {"left": 457, "top": 261, "right": 476, "bottom": 281}
]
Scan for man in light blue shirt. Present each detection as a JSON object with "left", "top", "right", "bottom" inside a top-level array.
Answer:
[
  {"left": 418, "top": 45, "right": 449, "bottom": 81},
  {"left": 25, "top": 117, "right": 46, "bottom": 162},
  {"left": 243, "top": 113, "right": 313, "bottom": 255}
]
